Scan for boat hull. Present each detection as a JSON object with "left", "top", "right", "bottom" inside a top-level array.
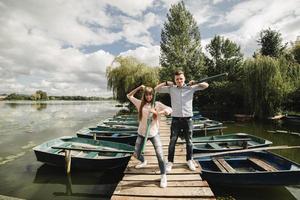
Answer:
[
  {"left": 33, "top": 137, "right": 134, "bottom": 170},
  {"left": 196, "top": 151, "right": 300, "bottom": 186}
]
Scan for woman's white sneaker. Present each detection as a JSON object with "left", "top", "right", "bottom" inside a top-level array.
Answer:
[
  {"left": 160, "top": 174, "right": 167, "bottom": 188},
  {"left": 135, "top": 160, "right": 147, "bottom": 169}
]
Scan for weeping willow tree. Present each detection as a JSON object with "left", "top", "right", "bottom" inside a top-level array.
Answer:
[
  {"left": 242, "top": 56, "right": 293, "bottom": 119},
  {"left": 106, "top": 56, "right": 159, "bottom": 104}
]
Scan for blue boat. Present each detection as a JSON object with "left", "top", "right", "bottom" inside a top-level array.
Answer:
[
  {"left": 195, "top": 151, "right": 300, "bottom": 186},
  {"left": 192, "top": 133, "right": 272, "bottom": 153},
  {"left": 33, "top": 136, "right": 134, "bottom": 170}
]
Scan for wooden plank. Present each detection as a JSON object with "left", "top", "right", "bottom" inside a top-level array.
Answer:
[
  {"left": 212, "top": 158, "right": 227, "bottom": 173},
  {"left": 208, "top": 143, "right": 222, "bottom": 150},
  {"left": 114, "top": 186, "right": 214, "bottom": 197},
  {"left": 118, "top": 180, "right": 209, "bottom": 187},
  {"left": 217, "top": 158, "right": 236, "bottom": 173},
  {"left": 123, "top": 174, "right": 202, "bottom": 181},
  {"left": 248, "top": 158, "right": 278, "bottom": 172},
  {"left": 112, "top": 196, "right": 216, "bottom": 200},
  {"left": 125, "top": 164, "right": 200, "bottom": 174}
]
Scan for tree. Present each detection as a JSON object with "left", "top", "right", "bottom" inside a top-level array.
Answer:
[
  {"left": 106, "top": 56, "right": 159, "bottom": 103},
  {"left": 160, "top": 1, "right": 204, "bottom": 81},
  {"left": 291, "top": 41, "right": 300, "bottom": 64},
  {"left": 242, "top": 56, "right": 290, "bottom": 119},
  {"left": 257, "top": 28, "right": 287, "bottom": 58},
  {"left": 205, "top": 35, "right": 243, "bottom": 81}
]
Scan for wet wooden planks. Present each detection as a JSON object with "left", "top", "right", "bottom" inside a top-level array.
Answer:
[{"left": 111, "top": 117, "right": 215, "bottom": 199}]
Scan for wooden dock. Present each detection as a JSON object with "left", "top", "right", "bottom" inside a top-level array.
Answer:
[{"left": 111, "top": 118, "right": 215, "bottom": 199}]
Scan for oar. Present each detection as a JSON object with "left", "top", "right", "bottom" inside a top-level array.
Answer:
[
  {"left": 194, "top": 145, "right": 300, "bottom": 158},
  {"left": 190, "top": 72, "right": 228, "bottom": 85},
  {"left": 141, "top": 91, "right": 157, "bottom": 153},
  {"left": 178, "top": 138, "right": 251, "bottom": 144},
  {"left": 197, "top": 72, "right": 229, "bottom": 83},
  {"left": 52, "top": 146, "right": 134, "bottom": 153}
]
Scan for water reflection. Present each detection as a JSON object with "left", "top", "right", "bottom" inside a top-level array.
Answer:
[
  {"left": 31, "top": 103, "right": 47, "bottom": 111},
  {"left": 34, "top": 164, "right": 125, "bottom": 199},
  {"left": 210, "top": 185, "right": 298, "bottom": 200}
]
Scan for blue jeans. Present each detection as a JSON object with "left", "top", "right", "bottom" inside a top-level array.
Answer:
[
  {"left": 168, "top": 117, "right": 193, "bottom": 162},
  {"left": 134, "top": 134, "right": 166, "bottom": 174}
]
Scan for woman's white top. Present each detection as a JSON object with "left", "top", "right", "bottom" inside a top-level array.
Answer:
[{"left": 128, "top": 96, "right": 172, "bottom": 138}]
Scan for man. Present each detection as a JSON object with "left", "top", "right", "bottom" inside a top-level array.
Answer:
[{"left": 155, "top": 70, "right": 209, "bottom": 172}]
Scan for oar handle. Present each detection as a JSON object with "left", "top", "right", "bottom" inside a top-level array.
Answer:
[
  {"left": 194, "top": 73, "right": 228, "bottom": 84},
  {"left": 141, "top": 91, "right": 157, "bottom": 153}
]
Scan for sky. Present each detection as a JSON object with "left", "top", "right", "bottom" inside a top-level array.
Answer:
[{"left": 0, "top": 0, "right": 299, "bottom": 97}]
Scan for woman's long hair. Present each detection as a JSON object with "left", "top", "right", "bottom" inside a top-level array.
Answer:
[{"left": 139, "top": 87, "right": 157, "bottom": 121}]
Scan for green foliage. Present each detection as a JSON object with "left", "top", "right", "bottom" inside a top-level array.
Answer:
[
  {"left": 160, "top": 1, "right": 204, "bottom": 81},
  {"left": 242, "top": 56, "right": 290, "bottom": 118},
  {"left": 194, "top": 35, "right": 244, "bottom": 113},
  {"left": 106, "top": 56, "right": 159, "bottom": 103},
  {"left": 205, "top": 35, "right": 243, "bottom": 81},
  {"left": 31, "top": 90, "right": 48, "bottom": 100},
  {"left": 291, "top": 41, "right": 300, "bottom": 64},
  {"left": 257, "top": 28, "right": 287, "bottom": 58},
  {"left": 4, "top": 93, "right": 31, "bottom": 100}
]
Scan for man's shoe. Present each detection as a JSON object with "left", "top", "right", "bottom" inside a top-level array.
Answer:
[
  {"left": 160, "top": 174, "right": 167, "bottom": 188},
  {"left": 166, "top": 162, "right": 173, "bottom": 173},
  {"left": 135, "top": 160, "right": 147, "bottom": 169},
  {"left": 187, "top": 160, "right": 196, "bottom": 171}
]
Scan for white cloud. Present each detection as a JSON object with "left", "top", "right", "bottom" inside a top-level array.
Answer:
[
  {"left": 200, "top": 0, "right": 300, "bottom": 56},
  {"left": 1, "top": 0, "right": 299, "bottom": 96},
  {"left": 120, "top": 45, "right": 160, "bottom": 67},
  {"left": 120, "top": 12, "right": 161, "bottom": 46}
]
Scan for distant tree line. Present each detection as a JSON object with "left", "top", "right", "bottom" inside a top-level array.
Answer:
[
  {"left": 3, "top": 90, "right": 113, "bottom": 101},
  {"left": 106, "top": 1, "right": 300, "bottom": 119}
]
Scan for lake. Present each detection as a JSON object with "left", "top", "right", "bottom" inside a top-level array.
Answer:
[{"left": 0, "top": 101, "right": 299, "bottom": 200}]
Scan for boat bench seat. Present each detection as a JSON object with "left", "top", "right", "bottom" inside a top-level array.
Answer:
[
  {"left": 50, "top": 143, "right": 72, "bottom": 154},
  {"left": 248, "top": 157, "right": 278, "bottom": 172},
  {"left": 85, "top": 152, "right": 99, "bottom": 158},
  {"left": 208, "top": 143, "right": 223, "bottom": 150},
  {"left": 212, "top": 158, "right": 236, "bottom": 173}
]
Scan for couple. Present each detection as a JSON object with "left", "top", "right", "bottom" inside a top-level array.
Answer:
[{"left": 127, "top": 70, "right": 209, "bottom": 188}]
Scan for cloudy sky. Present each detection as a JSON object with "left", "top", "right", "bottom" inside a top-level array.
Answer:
[{"left": 0, "top": 0, "right": 299, "bottom": 97}]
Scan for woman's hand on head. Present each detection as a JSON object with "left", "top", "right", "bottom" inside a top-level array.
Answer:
[{"left": 140, "top": 85, "right": 145, "bottom": 90}]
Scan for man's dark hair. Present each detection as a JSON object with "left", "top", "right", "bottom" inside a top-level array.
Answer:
[{"left": 174, "top": 70, "right": 184, "bottom": 76}]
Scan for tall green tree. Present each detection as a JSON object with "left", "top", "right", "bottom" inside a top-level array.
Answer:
[
  {"left": 257, "top": 28, "right": 287, "bottom": 58},
  {"left": 106, "top": 56, "right": 159, "bottom": 103},
  {"left": 205, "top": 35, "right": 243, "bottom": 81},
  {"left": 195, "top": 35, "right": 244, "bottom": 113},
  {"left": 160, "top": 1, "right": 204, "bottom": 81}
]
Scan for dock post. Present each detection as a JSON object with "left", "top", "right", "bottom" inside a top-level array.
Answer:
[{"left": 65, "top": 150, "right": 71, "bottom": 174}]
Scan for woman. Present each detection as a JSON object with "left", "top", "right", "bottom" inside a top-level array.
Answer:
[{"left": 127, "top": 85, "right": 172, "bottom": 188}]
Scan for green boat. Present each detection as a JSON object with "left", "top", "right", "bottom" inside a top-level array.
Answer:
[
  {"left": 103, "top": 119, "right": 139, "bottom": 126},
  {"left": 94, "top": 124, "right": 138, "bottom": 131},
  {"left": 193, "top": 120, "right": 224, "bottom": 133},
  {"left": 33, "top": 136, "right": 134, "bottom": 170},
  {"left": 192, "top": 133, "right": 272, "bottom": 153},
  {"left": 77, "top": 129, "right": 138, "bottom": 145}
]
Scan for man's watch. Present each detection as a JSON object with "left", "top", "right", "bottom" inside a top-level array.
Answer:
[{"left": 165, "top": 81, "right": 168, "bottom": 86}]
